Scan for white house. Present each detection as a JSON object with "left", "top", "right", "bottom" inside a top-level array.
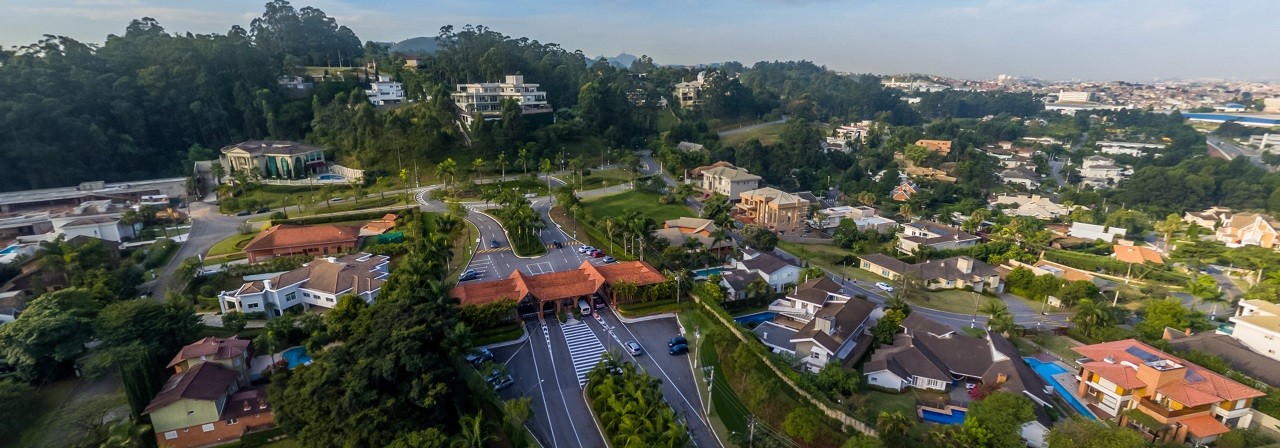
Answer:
[
  {"left": 451, "top": 75, "right": 552, "bottom": 125},
  {"left": 1079, "top": 155, "right": 1128, "bottom": 188},
  {"left": 365, "top": 75, "right": 405, "bottom": 106},
  {"left": 809, "top": 206, "right": 897, "bottom": 233},
  {"left": 896, "top": 220, "right": 980, "bottom": 254},
  {"left": 999, "top": 167, "right": 1041, "bottom": 189},
  {"left": 1068, "top": 222, "right": 1126, "bottom": 242},
  {"left": 220, "top": 253, "right": 389, "bottom": 317},
  {"left": 700, "top": 166, "right": 761, "bottom": 199},
  {"left": 734, "top": 251, "right": 801, "bottom": 293},
  {"left": 1230, "top": 300, "right": 1280, "bottom": 362},
  {"left": 991, "top": 194, "right": 1073, "bottom": 220},
  {"left": 1097, "top": 141, "right": 1165, "bottom": 157}
]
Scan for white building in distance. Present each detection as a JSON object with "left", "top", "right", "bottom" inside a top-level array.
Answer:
[
  {"left": 365, "top": 75, "right": 405, "bottom": 106},
  {"left": 451, "top": 75, "right": 552, "bottom": 126}
]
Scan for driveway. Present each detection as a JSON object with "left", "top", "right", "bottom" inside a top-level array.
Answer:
[{"left": 147, "top": 201, "right": 248, "bottom": 297}]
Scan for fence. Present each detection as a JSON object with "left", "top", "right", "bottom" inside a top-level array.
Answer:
[
  {"left": 778, "top": 234, "right": 835, "bottom": 244},
  {"left": 330, "top": 164, "right": 365, "bottom": 182}
]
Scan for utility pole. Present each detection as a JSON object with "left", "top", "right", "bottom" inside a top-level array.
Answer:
[
  {"left": 748, "top": 415, "right": 756, "bottom": 447},
  {"left": 702, "top": 366, "right": 714, "bottom": 416}
]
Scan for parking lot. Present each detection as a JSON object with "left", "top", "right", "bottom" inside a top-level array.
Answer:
[{"left": 488, "top": 308, "right": 719, "bottom": 447}]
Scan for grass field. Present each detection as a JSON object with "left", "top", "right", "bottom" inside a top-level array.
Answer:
[
  {"left": 720, "top": 121, "right": 789, "bottom": 147},
  {"left": 578, "top": 168, "right": 633, "bottom": 190},
  {"left": 206, "top": 228, "right": 265, "bottom": 258},
  {"left": 583, "top": 190, "right": 694, "bottom": 223},
  {"left": 294, "top": 193, "right": 410, "bottom": 217},
  {"left": 446, "top": 220, "right": 479, "bottom": 283},
  {"left": 776, "top": 241, "right": 880, "bottom": 283},
  {"left": 908, "top": 289, "right": 988, "bottom": 315}
]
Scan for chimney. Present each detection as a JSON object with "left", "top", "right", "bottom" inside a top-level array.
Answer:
[
  {"left": 264, "top": 279, "right": 273, "bottom": 290},
  {"left": 814, "top": 316, "right": 833, "bottom": 335},
  {"left": 956, "top": 257, "right": 974, "bottom": 274}
]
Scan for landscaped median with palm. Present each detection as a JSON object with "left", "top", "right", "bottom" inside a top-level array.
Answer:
[
  {"left": 483, "top": 188, "right": 547, "bottom": 257},
  {"left": 585, "top": 354, "right": 690, "bottom": 448}
]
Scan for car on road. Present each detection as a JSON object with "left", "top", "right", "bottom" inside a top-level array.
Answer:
[
  {"left": 459, "top": 269, "right": 481, "bottom": 281},
  {"left": 578, "top": 245, "right": 596, "bottom": 254},
  {"left": 552, "top": 241, "right": 563, "bottom": 249},
  {"left": 578, "top": 298, "right": 592, "bottom": 315},
  {"left": 593, "top": 296, "right": 606, "bottom": 309},
  {"left": 668, "top": 343, "right": 689, "bottom": 355},
  {"left": 490, "top": 373, "right": 514, "bottom": 391},
  {"left": 668, "top": 336, "right": 687, "bottom": 347},
  {"left": 625, "top": 341, "right": 643, "bottom": 356},
  {"left": 235, "top": 210, "right": 251, "bottom": 216},
  {"left": 875, "top": 282, "right": 895, "bottom": 293},
  {"left": 255, "top": 207, "right": 270, "bottom": 214},
  {"left": 602, "top": 256, "right": 616, "bottom": 264},
  {"left": 490, "top": 240, "right": 501, "bottom": 249},
  {"left": 465, "top": 348, "right": 493, "bottom": 366}
]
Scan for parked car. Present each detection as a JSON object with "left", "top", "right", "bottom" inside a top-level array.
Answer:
[
  {"left": 593, "top": 296, "right": 606, "bottom": 309},
  {"left": 255, "top": 207, "right": 270, "bottom": 214},
  {"left": 459, "top": 269, "right": 481, "bottom": 281},
  {"left": 235, "top": 210, "right": 251, "bottom": 216},
  {"left": 602, "top": 256, "right": 616, "bottom": 264},
  {"left": 625, "top": 341, "right": 643, "bottom": 356},
  {"left": 490, "top": 240, "right": 501, "bottom": 249},
  {"left": 668, "top": 336, "right": 688, "bottom": 347},
  {"left": 668, "top": 343, "right": 689, "bottom": 355},
  {"left": 552, "top": 241, "right": 563, "bottom": 249},
  {"left": 465, "top": 348, "right": 493, "bottom": 366},
  {"left": 491, "top": 374, "right": 515, "bottom": 391},
  {"left": 591, "top": 250, "right": 606, "bottom": 258},
  {"left": 483, "top": 368, "right": 504, "bottom": 384},
  {"left": 578, "top": 245, "right": 596, "bottom": 254},
  {"left": 607, "top": 361, "right": 633, "bottom": 375},
  {"left": 578, "top": 298, "right": 592, "bottom": 315},
  {"left": 875, "top": 282, "right": 895, "bottom": 293}
]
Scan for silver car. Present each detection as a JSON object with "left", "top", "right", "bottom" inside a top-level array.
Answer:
[{"left": 625, "top": 341, "right": 643, "bottom": 356}]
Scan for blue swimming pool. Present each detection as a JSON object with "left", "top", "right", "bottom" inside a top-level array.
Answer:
[
  {"left": 318, "top": 174, "right": 345, "bottom": 181},
  {"left": 733, "top": 312, "right": 776, "bottom": 326},
  {"left": 282, "top": 346, "right": 313, "bottom": 369},
  {"left": 0, "top": 245, "right": 19, "bottom": 255},
  {"left": 1024, "top": 357, "right": 1096, "bottom": 420},
  {"left": 692, "top": 267, "right": 729, "bottom": 279},
  {"left": 921, "top": 408, "right": 966, "bottom": 425}
]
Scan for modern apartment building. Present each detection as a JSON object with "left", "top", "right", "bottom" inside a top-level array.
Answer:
[
  {"left": 450, "top": 75, "right": 552, "bottom": 126},
  {"left": 365, "top": 75, "right": 405, "bottom": 106},
  {"left": 1072, "top": 340, "right": 1264, "bottom": 445}
]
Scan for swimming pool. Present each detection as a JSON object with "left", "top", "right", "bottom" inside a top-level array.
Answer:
[
  {"left": 920, "top": 408, "right": 966, "bottom": 425},
  {"left": 318, "top": 174, "right": 345, "bottom": 181},
  {"left": 692, "top": 267, "right": 729, "bottom": 279},
  {"left": 0, "top": 245, "right": 17, "bottom": 255},
  {"left": 282, "top": 346, "right": 313, "bottom": 369},
  {"left": 733, "top": 312, "right": 776, "bottom": 326},
  {"left": 1024, "top": 357, "right": 1096, "bottom": 420}
]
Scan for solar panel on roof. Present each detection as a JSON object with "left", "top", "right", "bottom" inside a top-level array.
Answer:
[
  {"left": 1184, "top": 369, "right": 1205, "bottom": 383},
  {"left": 1125, "top": 346, "right": 1161, "bottom": 362}
]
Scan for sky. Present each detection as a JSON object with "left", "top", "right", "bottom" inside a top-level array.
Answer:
[{"left": 2, "top": 0, "right": 1278, "bottom": 81}]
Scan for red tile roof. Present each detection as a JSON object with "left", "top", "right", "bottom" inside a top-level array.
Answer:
[
  {"left": 1181, "top": 413, "right": 1233, "bottom": 438},
  {"left": 360, "top": 214, "right": 398, "bottom": 235},
  {"left": 167, "top": 337, "right": 251, "bottom": 368},
  {"left": 1082, "top": 361, "right": 1147, "bottom": 389},
  {"left": 451, "top": 260, "right": 665, "bottom": 306},
  {"left": 1113, "top": 244, "right": 1164, "bottom": 264},
  {"left": 242, "top": 224, "right": 360, "bottom": 253},
  {"left": 143, "top": 362, "right": 240, "bottom": 414},
  {"left": 1074, "top": 339, "right": 1264, "bottom": 403}
]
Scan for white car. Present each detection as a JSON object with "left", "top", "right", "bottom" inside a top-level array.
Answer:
[
  {"left": 875, "top": 282, "right": 895, "bottom": 293},
  {"left": 578, "top": 245, "right": 596, "bottom": 254}
]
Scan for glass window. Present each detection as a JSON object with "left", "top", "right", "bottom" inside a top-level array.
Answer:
[
  {"left": 201, "top": 423, "right": 215, "bottom": 432},
  {"left": 227, "top": 418, "right": 238, "bottom": 425},
  {"left": 164, "top": 431, "right": 178, "bottom": 440}
]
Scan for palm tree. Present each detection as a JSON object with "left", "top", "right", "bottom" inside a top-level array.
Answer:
[
  {"left": 1154, "top": 213, "right": 1183, "bottom": 251},
  {"left": 518, "top": 146, "right": 530, "bottom": 173},
  {"left": 452, "top": 411, "right": 495, "bottom": 448},
  {"left": 884, "top": 294, "right": 911, "bottom": 316},
  {"left": 1073, "top": 298, "right": 1111, "bottom": 338},
  {"left": 210, "top": 163, "right": 226, "bottom": 186},
  {"left": 877, "top": 411, "right": 913, "bottom": 444},
  {"left": 540, "top": 158, "right": 553, "bottom": 198},
  {"left": 496, "top": 151, "right": 508, "bottom": 181},
  {"left": 855, "top": 191, "right": 876, "bottom": 207},
  {"left": 471, "top": 157, "right": 486, "bottom": 186},
  {"left": 435, "top": 158, "right": 458, "bottom": 193},
  {"left": 569, "top": 157, "right": 585, "bottom": 189},
  {"left": 978, "top": 298, "right": 1008, "bottom": 318}
]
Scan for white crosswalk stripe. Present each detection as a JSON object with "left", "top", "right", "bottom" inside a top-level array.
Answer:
[{"left": 559, "top": 322, "right": 606, "bottom": 387}]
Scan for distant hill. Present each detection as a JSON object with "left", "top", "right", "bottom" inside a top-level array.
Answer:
[
  {"left": 592, "top": 53, "right": 639, "bottom": 68},
  {"left": 390, "top": 37, "right": 439, "bottom": 55}
]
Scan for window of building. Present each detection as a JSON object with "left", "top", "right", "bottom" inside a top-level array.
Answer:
[
  {"left": 227, "top": 418, "right": 238, "bottom": 425},
  {"left": 201, "top": 423, "right": 215, "bottom": 432},
  {"left": 164, "top": 431, "right": 178, "bottom": 440},
  {"left": 247, "top": 303, "right": 259, "bottom": 309},
  {"left": 187, "top": 410, "right": 195, "bottom": 416},
  {"left": 286, "top": 292, "right": 296, "bottom": 302}
]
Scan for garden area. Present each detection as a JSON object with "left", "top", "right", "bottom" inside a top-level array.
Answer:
[{"left": 582, "top": 190, "right": 695, "bottom": 223}]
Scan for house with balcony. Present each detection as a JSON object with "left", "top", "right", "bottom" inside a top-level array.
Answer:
[
  {"left": 167, "top": 337, "right": 253, "bottom": 384},
  {"left": 1229, "top": 300, "right": 1280, "bottom": 363},
  {"left": 653, "top": 217, "right": 733, "bottom": 259},
  {"left": 699, "top": 165, "right": 761, "bottom": 199},
  {"left": 674, "top": 72, "right": 707, "bottom": 108},
  {"left": 859, "top": 254, "right": 1004, "bottom": 293},
  {"left": 895, "top": 220, "right": 980, "bottom": 254},
  {"left": 145, "top": 338, "right": 273, "bottom": 448},
  {"left": 809, "top": 206, "right": 897, "bottom": 233},
  {"left": 1214, "top": 212, "right": 1280, "bottom": 249},
  {"left": 450, "top": 75, "right": 553, "bottom": 126},
  {"left": 733, "top": 250, "right": 801, "bottom": 293},
  {"left": 1079, "top": 155, "right": 1129, "bottom": 188},
  {"left": 735, "top": 188, "right": 810, "bottom": 233},
  {"left": 1071, "top": 339, "right": 1265, "bottom": 445},
  {"left": 219, "top": 141, "right": 328, "bottom": 180},
  {"left": 752, "top": 276, "right": 877, "bottom": 372},
  {"left": 365, "top": 75, "right": 405, "bottom": 106},
  {"left": 219, "top": 253, "right": 389, "bottom": 317}
]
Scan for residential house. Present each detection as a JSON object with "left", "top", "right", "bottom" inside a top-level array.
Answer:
[
  {"left": 736, "top": 188, "right": 810, "bottom": 233},
  {"left": 0, "top": 290, "right": 27, "bottom": 324},
  {"left": 451, "top": 260, "right": 665, "bottom": 317},
  {"left": 674, "top": 72, "right": 707, "bottom": 108},
  {"left": 891, "top": 180, "right": 918, "bottom": 202},
  {"left": 1072, "top": 339, "right": 1264, "bottom": 445},
  {"left": 1002, "top": 259, "right": 1116, "bottom": 295},
  {"left": 653, "top": 217, "right": 733, "bottom": 259},
  {"left": 675, "top": 141, "right": 706, "bottom": 152},
  {"left": 991, "top": 194, "right": 1073, "bottom": 220},
  {"left": 1229, "top": 300, "right": 1280, "bottom": 363},
  {"left": 450, "top": 75, "right": 553, "bottom": 126},
  {"left": 241, "top": 224, "right": 361, "bottom": 263},
  {"left": 835, "top": 122, "right": 872, "bottom": 143},
  {"left": 145, "top": 338, "right": 273, "bottom": 448},
  {"left": 1069, "top": 222, "right": 1127, "bottom": 242},
  {"left": 1215, "top": 213, "right": 1280, "bottom": 249},
  {"left": 809, "top": 206, "right": 897, "bottom": 233},
  {"left": 895, "top": 220, "right": 980, "bottom": 254},
  {"left": 865, "top": 314, "right": 1055, "bottom": 445},
  {"left": 719, "top": 270, "right": 758, "bottom": 301},
  {"left": 1098, "top": 141, "right": 1165, "bottom": 158},
  {"left": 219, "top": 141, "right": 327, "bottom": 180},
  {"left": 999, "top": 167, "right": 1041, "bottom": 189},
  {"left": 1183, "top": 207, "right": 1232, "bottom": 229},
  {"left": 0, "top": 212, "right": 54, "bottom": 241},
  {"left": 689, "top": 161, "right": 736, "bottom": 182},
  {"left": 789, "top": 295, "right": 876, "bottom": 372},
  {"left": 365, "top": 75, "right": 405, "bottom": 106},
  {"left": 1113, "top": 243, "right": 1164, "bottom": 264},
  {"left": 52, "top": 215, "right": 135, "bottom": 243},
  {"left": 860, "top": 253, "right": 1004, "bottom": 293},
  {"left": 700, "top": 166, "right": 761, "bottom": 199},
  {"left": 1164, "top": 328, "right": 1280, "bottom": 388},
  {"left": 734, "top": 251, "right": 801, "bottom": 293},
  {"left": 915, "top": 139, "right": 953, "bottom": 156},
  {"left": 219, "top": 253, "right": 390, "bottom": 317},
  {"left": 359, "top": 213, "right": 399, "bottom": 236},
  {"left": 1079, "top": 155, "right": 1128, "bottom": 188}
]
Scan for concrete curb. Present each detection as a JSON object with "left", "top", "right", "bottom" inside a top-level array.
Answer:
[
  {"left": 615, "top": 312, "right": 678, "bottom": 324},
  {"left": 472, "top": 208, "right": 546, "bottom": 260},
  {"left": 582, "top": 387, "right": 614, "bottom": 448},
  {"left": 482, "top": 325, "right": 530, "bottom": 350}
]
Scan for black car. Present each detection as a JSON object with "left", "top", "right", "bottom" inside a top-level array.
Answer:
[
  {"left": 235, "top": 210, "right": 251, "bottom": 216},
  {"left": 459, "top": 269, "right": 481, "bottom": 281},
  {"left": 256, "top": 207, "right": 270, "bottom": 214},
  {"left": 668, "top": 343, "right": 689, "bottom": 355},
  {"left": 668, "top": 336, "right": 688, "bottom": 347},
  {"left": 490, "top": 240, "right": 501, "bottom": 249},
  {"left": 465, "top": 348, "right": 493, "bottom": 366}
]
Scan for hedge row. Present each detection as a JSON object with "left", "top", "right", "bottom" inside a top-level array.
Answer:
[{"left": 271, "top": 207, "right": 414, "bottom": 226}]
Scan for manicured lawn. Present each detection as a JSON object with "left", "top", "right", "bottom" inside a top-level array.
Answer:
[
  {"left": 200, "top": 324, "right": 263, "bottom": 340},
  {"left": 294, "top": 193, "right": 410, "bottom": 217},
  {"left": 578, "top": 168, "right": 633, "bottom": 190},
  {"left": 720, "top": 121, "right": 788, "bottom": 147},
  {"left": 583, "top": 190, "right": 694, "bottom": 223},
  {"left": 776, "top": 241, "right": 881, "bottom": 283},
  {"left": 907, "top": 289, "right": 990, "bottom": 315},
  {"left": 206, "top": 228, "right": 265, "bottom": 258},
  {"left": 861, "top": 389, "right": 918, "bottom": 423},
  {"left": 1029, "top": 333, "right": 1086, "bottom": 363}
]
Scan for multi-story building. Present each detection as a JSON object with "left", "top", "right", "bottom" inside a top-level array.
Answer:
[
  {"left": 1230, "top": 300, "right": 1280, "bottom": 362},
  {"left": 1079, "top": 155, "right": 1129, "bottom": 188},
  {"left": 365, "top": 75, "right": 405, "bottom": 106},
  {"left": 859, "top": 254, "right": 1004, "bottom": 293},
  {"left": 700, "top": 165, "right": 761, "bottom": 199},
  {"left": 450, "top": 75, "right": 553, "bottom": 126},
  {"left": 1215, "top": 212, "right": 1280, "bottom": 249},
  {"left": 653, "top": 217, "right": 733, "bottom": 259},
  {"left": 219, "top": 141, "right": 328, "bottom": 180},
  {"left": 241, "top": 224, "right": 362, "bottom": 264},
  {"left": 1097, "top": 141, "right": 1165, "bottom": 157},
  {"left": 895, "top": 220, "right": 980, "bottom": 254},
  {"left": 914, "top": 139, "right": 953, "bottom": 156},
  {"left": 1056, "top": 91, "right": 1096, "bottom": 103},
  {"left": 1072, "top": 339, "right": 1264, "bottom": 445},
  {"left": 809, "top": 206, "right": 897, "bottom": 233},
  {"left": 219, "top": 253, "right": 389, "bottom": 317},
  {"left": 145, "top": 338, "right": 273, "bottom": 448},
  {"left": 736, "top": 187, "right": 811, "bottom": 233},
  {"left": 674, "top": 72, "right": 707, "bottom": 108}
]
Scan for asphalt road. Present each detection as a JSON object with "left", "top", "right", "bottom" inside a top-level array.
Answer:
[
  {"left": 147, "top": 201, "right": 248, "bottom": 297},
  {"left": 492, "top": 311, "right": 716, "bottom": 448}
]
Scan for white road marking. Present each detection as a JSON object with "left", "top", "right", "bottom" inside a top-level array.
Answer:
[
  {"left": 544, "top": 323, "right": 586, "bottom": 447},
  {"left": 530, "top": 324, "right": 559, "bottom": 448},
  {"left": 604, "top": 309, "right": 713, "bottom": 443},
  {"left": 560, "top": 322, "right": 607, "bottom": 386}
]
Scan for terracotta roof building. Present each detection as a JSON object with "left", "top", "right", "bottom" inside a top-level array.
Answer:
[
  {"left": 219, "top": 253, "right": 390, "bottom": 317},
  {"left": 241, "top": 224, "right": 361, "bottom": 263},
  {"left": 914, "top": 139, "right": 953, "bottom": 155},
  {"left": 168, "top": 337, "right": 253, "bottom": 383},
  {"left": 359, "top": 213, "right": 398, "bottom": 236},
  {"left": 654, "top": 217, "right": 733, "bottom": 258},
  {"left": 1072, "top": 339, "right": 1264, "bottom": 445},
  {"left": 451, "top": 260, "right": 665, "bottom": 317},
  {"left": 145, "top": 342, "right": 275, "bottom": 448},
  {"left": 1113, "top": 244, "right": 1164, "bottom": 264}
]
